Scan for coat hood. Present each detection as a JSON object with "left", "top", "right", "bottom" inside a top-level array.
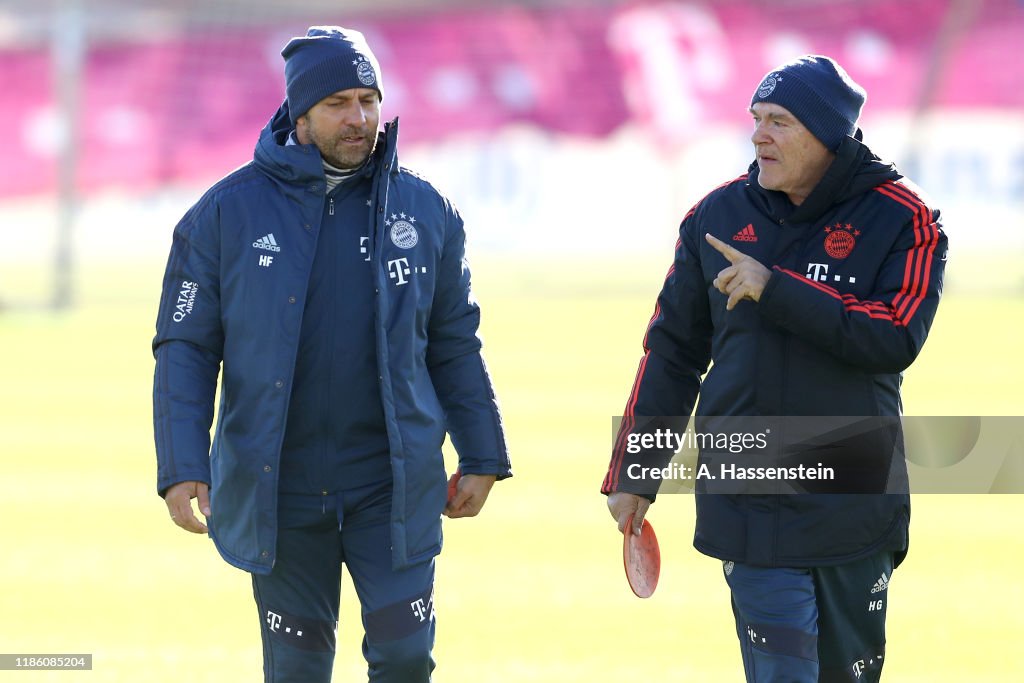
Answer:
[
  {"left": 252, "top": 99, "right": 400, "bottom": 197},
  {"left": 747, "top": 133, "right": 902, "bottom": 225}
]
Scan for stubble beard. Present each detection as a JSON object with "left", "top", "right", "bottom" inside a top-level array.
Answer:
[{"left": 311, "top": 125, "right": 378, "bottom": 170}]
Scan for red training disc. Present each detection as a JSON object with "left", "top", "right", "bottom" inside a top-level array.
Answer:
[
  {"left": 446, "top": 469, "right": 461, "bottom": 505},
  {"left": 623, "top": 513, "right": 661, "bottom": 598}
]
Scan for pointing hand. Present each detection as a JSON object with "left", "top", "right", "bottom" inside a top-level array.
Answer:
[{"left": 706, "top": 233, "right": 771, "bottom": 310}]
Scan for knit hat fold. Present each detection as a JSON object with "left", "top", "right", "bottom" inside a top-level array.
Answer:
[{"left": 282, "top": 26, "right": 384, "bottom": 124}]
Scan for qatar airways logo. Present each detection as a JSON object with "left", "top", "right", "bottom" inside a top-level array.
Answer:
[{"left": 172, "top": 280, "right": 199, "bottom": 322}]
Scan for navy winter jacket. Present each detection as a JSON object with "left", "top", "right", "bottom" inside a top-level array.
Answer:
[
  {"left": 603, "top": 136, "right": 946, "bottom": 567},
  {"left": 153, "top": 102, "right": 511, "bottom": 574}
]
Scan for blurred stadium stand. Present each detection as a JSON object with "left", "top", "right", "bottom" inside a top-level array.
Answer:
[{"left": 1, "top": 0, "right": 1022, "bottom": 306}]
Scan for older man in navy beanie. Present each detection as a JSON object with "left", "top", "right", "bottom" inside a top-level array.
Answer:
[
  {"left": 604, "top": 53, "right": 946, "bottom": 682},
  {"left": 752, "top": 55, "right": 866, "bottom": 152},
  {"left": 154, "top": 24, "right": 511, "bottom": 683}
]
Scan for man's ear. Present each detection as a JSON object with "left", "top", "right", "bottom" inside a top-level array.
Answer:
[{"left": 294, "top": 114, "right": 309, "bottom": 143}]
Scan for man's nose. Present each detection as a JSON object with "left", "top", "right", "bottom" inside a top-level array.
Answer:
[
  {"left": 751, "top": 123, "right": 770, "bottom": 146},
  {"left": 342, "top": 102, "right": 366, "bottom": 127}
]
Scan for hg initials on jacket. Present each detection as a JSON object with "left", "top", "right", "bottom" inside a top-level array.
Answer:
[
  {"left": 153, "top": 103, "right": 512, "bottom": 574},
  {"left": 603, "top": 135, "right": 947, "bottom": 567}
]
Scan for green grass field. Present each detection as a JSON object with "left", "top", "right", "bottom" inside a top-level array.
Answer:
[{"left": 1, "top": 255, "right": 1022, "bottom": 681}]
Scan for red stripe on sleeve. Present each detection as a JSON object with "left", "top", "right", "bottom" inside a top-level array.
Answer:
[
  {"left": 876, "top": 186, "right": 923, "bottom": 315},
  {"left": 775, "top": 267, "right": 904, "bottom": 326},
  {"left": 603, "top": 351, "right": 650, "bottom": 492},
  {"left": 883, "top": 183, "right": 939, "bottom": 322},
  {"left": 641, "top": 301, "right": 662, "bottom": 352},
  {"left": 874, "top": 182, "right": 939, "bottom": 324},
  {"left": 876, "top": 185, "right": 925, "bottom": 317}
]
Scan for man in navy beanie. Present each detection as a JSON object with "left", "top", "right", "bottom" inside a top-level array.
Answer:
[
  {"left": 153, "top": 25, "right": 511, "bottom": 682},
  {"left": 604, "top": 54, "right": 946, "bottom": 682}
]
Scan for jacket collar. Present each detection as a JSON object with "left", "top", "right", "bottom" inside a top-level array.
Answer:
[
  {"left": 747, "top": 134, "right": 902, "bottom": 225},
  {"left": 253, "top": 99, "right": 401, "bottom": 197},
  {"left": 379, "top": 118, "right": 400, "bottom": 175}
]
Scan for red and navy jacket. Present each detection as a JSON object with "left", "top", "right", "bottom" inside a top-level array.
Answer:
[{"left": 602, "top": 136, "right": 947, "bottom": 567}]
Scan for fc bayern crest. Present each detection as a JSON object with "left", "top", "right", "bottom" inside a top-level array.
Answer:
[
  {"left": 824, "top": 222, "right": 860, "bottom": 259},
  {"left": 355, "top": 57, "right": 376, "bottom": 86},
  {"left": 756, "top": 73, "right": 781, "bottom": 99},
  {"left": 390, "top": 219, "right": 419, "bottom": 249}
]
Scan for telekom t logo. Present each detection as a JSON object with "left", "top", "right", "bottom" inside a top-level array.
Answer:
[
  {"left": 410, "top": 598, "right": 428, "bottom": 622},
  {"left": 806, "top": 263, "right": 829, "bottom": 281},
  {"left": 806, "top": 262, "right": 857, "bottom": 284},
  {"left": 266, "top": 611, "right": 282, "bottom": 632},
  {"left": 410, "top": 589, "right": 435, "bottom": 622},
  {"left": 388, "top": 257, "right": 411, "bottom": 285},
  {"left": 387, "top": 258, "right": 428, "bottom": 286}
]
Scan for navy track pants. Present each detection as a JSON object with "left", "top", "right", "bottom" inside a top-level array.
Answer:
[
  {"left": 723, "top": 551, "right": 894, "bottom": 682},
  {"left": 252, "top": 481, "right": 435, "bottom": 682}
]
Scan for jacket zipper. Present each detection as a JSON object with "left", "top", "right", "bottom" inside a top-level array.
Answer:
[{"left": 323, "top": 193, "right": 335, "bottom": 495}]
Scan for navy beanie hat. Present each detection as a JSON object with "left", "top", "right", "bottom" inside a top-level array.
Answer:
[
  {"left": 281, "top": 26, "right": 383, "bottom": 124},
  {"left": 751, "top": 55, "right": 866, "bottom": 151}
]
